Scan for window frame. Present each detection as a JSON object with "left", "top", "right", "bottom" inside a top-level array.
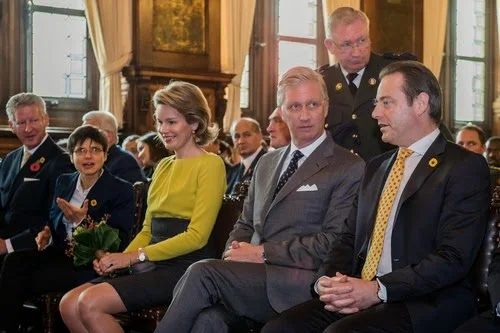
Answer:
[{"left": 24, "top": 0, "right": 99, "bottom": 115}]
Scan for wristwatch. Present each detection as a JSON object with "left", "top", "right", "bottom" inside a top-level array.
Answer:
[{"left": 137, "top": 248, "right": 146, "bottom": 262}]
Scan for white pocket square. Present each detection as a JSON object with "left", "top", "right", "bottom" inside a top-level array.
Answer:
[
  {"left": 297, "top": 184, "right": 318, "bottom": 192},
  {"left": 23, "top": 177, "right": 40, "bottom": 182}
]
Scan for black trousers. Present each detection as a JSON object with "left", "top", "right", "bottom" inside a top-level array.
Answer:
[
  {"left": 261, "top": 298, "right": 412, "bottom": 333},
  {"left": 0, "top": 248, "right": 93, "bottom": 330},
  {"left": 453, "top": 310, "right": 500, "bottom": 333}
]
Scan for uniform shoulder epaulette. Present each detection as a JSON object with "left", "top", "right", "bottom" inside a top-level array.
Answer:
[
  {"left": 382, "top": 52, "right": 418, "bottom": 61},
  {"left": 315, "top": 63, "right": 330, "bottom": 74}
]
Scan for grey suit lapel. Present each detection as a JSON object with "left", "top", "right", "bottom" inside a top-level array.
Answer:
[
  {"left": 268, "top": 136, "right": 333, "bottom": 212},
  {"left": 261, "top": 147, "right": 289, "bottom": 218}
]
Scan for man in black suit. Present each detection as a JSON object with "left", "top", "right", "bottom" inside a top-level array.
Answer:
[
  {"left": 82, "top": 111, "right": 146, "bottom": 184},
  {"left": 261, "top": 61, "right": 491, "bottom": 333},
  {"left": 0, "top": 93, "right": 73, "bottom": 254},
  {"left": 226, "top": 117, "right": 266, "bottom": 195},
  {"left": 454, "top": 246, "right": 500, "bottom": 332}
]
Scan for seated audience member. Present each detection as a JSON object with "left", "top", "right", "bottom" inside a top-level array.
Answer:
[
  {"left": 267, "top": 107, "right": 291, "bottom": 149},
  {"left": 0, "top": 93, "right": 73, "bottom": 257},
  {"left": 0, "top": 125, "right": 134, "bottom": 331},
  {"left": 485, "top": 136, "right": 500, "bottom": 188},
  {"left": 260, "top": 61, "right": 491, "bottom": 333},
  {"left": 82, "top": 111, "right": 146, "bottom": 184},
  {"left": 485, "top": 136, "right": 500, "bottom": 167},
  {"left": 137, "top": 132, "right": 172, "bottom": 178},
  {"left": 454, "top": 246, "right": 500, "bottom": 333},
  {"left": 156, "top": 66, "right": 365, "bottom": 333},
  {"left": 122, "top": 134, "right": 142, "bottom": 167},
  {"left": 455, "top": 124, "right": 486, "bottom": 154},
  {"left": 226, "top": 117, "right": 267, "bottom": 195},
  {"left": 59, "top": 81, "right": 226, "bottom": 333}
]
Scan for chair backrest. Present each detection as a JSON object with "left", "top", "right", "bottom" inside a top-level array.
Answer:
[
  {"left": 212, "top": 194, "right": 245, "bottom": 258},
  {"left": 471, "top": 186, "right": 500, "bottom": 311},
  {"left": 131, "top": 181, "right": 150, "bottom": 241}
]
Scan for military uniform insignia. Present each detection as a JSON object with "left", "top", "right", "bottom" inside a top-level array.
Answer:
[
  {"left": 368, "top": 78, "right": 377, "bottom": 86},
  {"left": 335, "top": 83, "right": 342, "bottom": 91}
]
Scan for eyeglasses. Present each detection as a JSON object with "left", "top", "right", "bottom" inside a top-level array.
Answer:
[
  {"left": 283, "top": 100, "right": 325, "bottom": 113},
  {"left": 73, "top": 147, "right": 104, "bottom": 156},
  {"left": 11, "top": 118, "right": 42, "bottom": 129},
  {"left": 330, "top": 37, "right": 370, "bottom": 53}
]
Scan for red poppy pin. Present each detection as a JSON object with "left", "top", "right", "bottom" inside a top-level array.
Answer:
[{"left": 30, "top": 157, "right": 46, "bottom": 172}]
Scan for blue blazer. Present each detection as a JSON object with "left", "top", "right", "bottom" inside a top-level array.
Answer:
[
  {"left": 0, "top": 136, "right": 73, "bottom": 249},
  {"left": 226, "top": 148, "right": 267, "bottom": 195},
  {"left": 50, "top": 168, "right": 135, "bottom": 252},
  {"left": 105, "top": 145, "right": 147, "bottom": 184}
]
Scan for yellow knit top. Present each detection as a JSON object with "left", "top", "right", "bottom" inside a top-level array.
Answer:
[{"left": 125, "top": 153, "right": 226, "bottom": 261}]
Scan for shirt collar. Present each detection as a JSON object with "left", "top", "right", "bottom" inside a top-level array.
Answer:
[
  {"left": 340, "top": 66, "right": 366, "bottom": 80},
  {"left": 242, "top": 146, "right": 263, "bottom": 171},
  {"left": 24, "top": 134, "right": 49, "bottom": 155},
  {"left": 289, "top": 131, "right": 327, "bottom": 158},
  {"left": 406, "top": 128, "right": 440, "bottom": 156}
]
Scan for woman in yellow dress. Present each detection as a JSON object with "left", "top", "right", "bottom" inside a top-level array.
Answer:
[{"left": 59, "top": 81, "right": 226, "bottom": 333}]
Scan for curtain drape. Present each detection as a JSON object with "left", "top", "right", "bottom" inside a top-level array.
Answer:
[
  {"left": 221, "top": 0, "right": 256, "bottom": 131},
  {"left": 423, "top": 0, "right": 448, "bottom": 79},
  {"left": 84, "top": 0, "right": 132, "bottom": 127},
  {"left": 322, "top": 0, "right": 360, "bottom": 65}
]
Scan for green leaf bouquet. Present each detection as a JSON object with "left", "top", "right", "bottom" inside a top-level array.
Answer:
[{"left": 66, "top": 214, "right": 121, "bottom": 266}]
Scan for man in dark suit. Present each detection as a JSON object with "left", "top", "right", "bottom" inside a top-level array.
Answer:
[
  {"left": 0, "top": 93, "right": 73, "bottom": 254},
  {"left": 226, "top": 117, "right": 266, "bottom": 195},
  {"left": 454, "top": 246, "right": 500, "bottom": 332},
  {"left": 82, "top": 111, "right": 146, "bottom": 184},
  {"left": 156, "top": 66, "right": 365, "bottom": 333},
  {"left": 261, "top": 61, "right": 491, "bottom": 333}
]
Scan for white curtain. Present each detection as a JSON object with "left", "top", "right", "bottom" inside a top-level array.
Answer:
[
  {"left": 423, "top": 0, "right": 448, "bottom": 79},
  {"left": 221, "top": 0, "right": 257, "bottom": 131},
  {"left": 322, "top": 0, "right": 361, "bottom": 65},
  {"left": 84, "top": 0, "right": 132, "bottom": 128}
]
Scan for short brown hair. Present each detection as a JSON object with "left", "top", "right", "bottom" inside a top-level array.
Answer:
[
  {"left": 68, "top": 125, "right": 109, "bottom": 154},
  {"left": 327, "top": 7, "right": 370, "bottom": 38},
  {"left": 277, "top": 66, "right": 328, "bottom": 107},
  {"left": 153, "top": 81, "right": 218, "bottom": 146}
]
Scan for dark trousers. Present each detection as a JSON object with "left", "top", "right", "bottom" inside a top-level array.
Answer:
[
  {"left": 155, "top": 259, "right": 278, "bottom": 333},
  {"left": 0, "top": 248, "right": 91, "bottom": 330},
  {"left": 261, "top": 298, "right": 412, "bottom": 333},
  {"left": 454, "top": 310, "right": 500, "bottom": 333}
]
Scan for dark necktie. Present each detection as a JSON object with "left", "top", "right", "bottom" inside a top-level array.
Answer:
[
  {"left": 274, "top": 150, "right": 304, "bottom": 197},
  {"left": 347, "top": 73, "right": 358, "bottom": 97}
]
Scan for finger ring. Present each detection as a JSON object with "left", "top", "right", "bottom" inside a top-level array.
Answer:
[{"left": 108, "top": 263, "right": 113, "bottom": 268}]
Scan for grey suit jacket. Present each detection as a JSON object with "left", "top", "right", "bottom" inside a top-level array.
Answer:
[{"left": 226, "top": 135, "right": 365, "bottom": 312}]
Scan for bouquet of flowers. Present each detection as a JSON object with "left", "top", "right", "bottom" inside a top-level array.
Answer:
[{"left": 65, "top": 214, "right": 121, "bottom": 266}]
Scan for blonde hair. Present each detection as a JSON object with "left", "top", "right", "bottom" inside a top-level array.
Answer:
[
  {"left": 6, "top": 93, "right": 47, "bottom": 121},
  {"left": 327, "top": 7, "right": 370, "bottom": 38},
  {"left": 277, "top": 67, "right": 329, "bottom": 107},
  {"left": 153, "top": 81, "right": 218, "bottom": 146}
]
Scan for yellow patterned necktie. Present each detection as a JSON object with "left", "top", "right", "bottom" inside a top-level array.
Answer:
[{"left": 361, "top": 148, "right": 413, "bottom": 281}]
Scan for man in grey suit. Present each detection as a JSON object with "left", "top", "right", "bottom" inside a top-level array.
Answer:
[{"left": 155, "top": 66, "right": 365, "bottom": 333}]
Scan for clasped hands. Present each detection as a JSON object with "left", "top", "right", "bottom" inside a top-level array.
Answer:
[
  {"left": 93, "top": 252, "right": 133, "bottom": 276},
  {"left": 223, "top": 241, "right": 264, "bottom": 263},
  {"left": 317, "top": 272, "right": 381, "bottom": 314}
]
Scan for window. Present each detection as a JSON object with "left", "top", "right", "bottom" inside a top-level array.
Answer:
[
  {"left": 445, "top": 0, "right": 494, "bottom": 132},
  {"left": 25, "top": 0, "right": 97, "bottom": 111},
  {"left": 241, "top": 0, "right": 327, "bottom": 125}
]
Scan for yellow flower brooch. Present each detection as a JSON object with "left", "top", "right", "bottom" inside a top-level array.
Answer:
[
  {"left": 90, "top": 199, "right": 97, "bottom": 207},
  {"left": 428, "top": 158, "right": 438, "bottom": 168}
]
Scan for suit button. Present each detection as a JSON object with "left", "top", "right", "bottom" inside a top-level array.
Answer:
[
  {"left": 350, "top": 149, "right": 354, "bottom": 153},
  {"left": 352, "top": 114, "right": 358, "bottom": 120},
  {"left": 352, "top": 134, "right": 358, "bottom": 138}
]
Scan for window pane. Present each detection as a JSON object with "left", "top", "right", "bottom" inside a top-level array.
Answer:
[
  {"left": 454, "top": 60, "right": 484, "bottom": 122},
  {"left": 34, "top": 0, "right": 84, "bottom": 10},
  {"left": 278, "top": 0, "right": 317, "bottom": 39},
  {"left": 240, "top": 54, "right": 250, "bottom": 108},
  {"left": 455, "top": 0, "right": 485, "bottom": 58},
  {"left": 32, "top": 12, "right": 87, "bottom": 98},
  {"left": 278, "top": 42, "right": 316, "bottom": 79}
]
